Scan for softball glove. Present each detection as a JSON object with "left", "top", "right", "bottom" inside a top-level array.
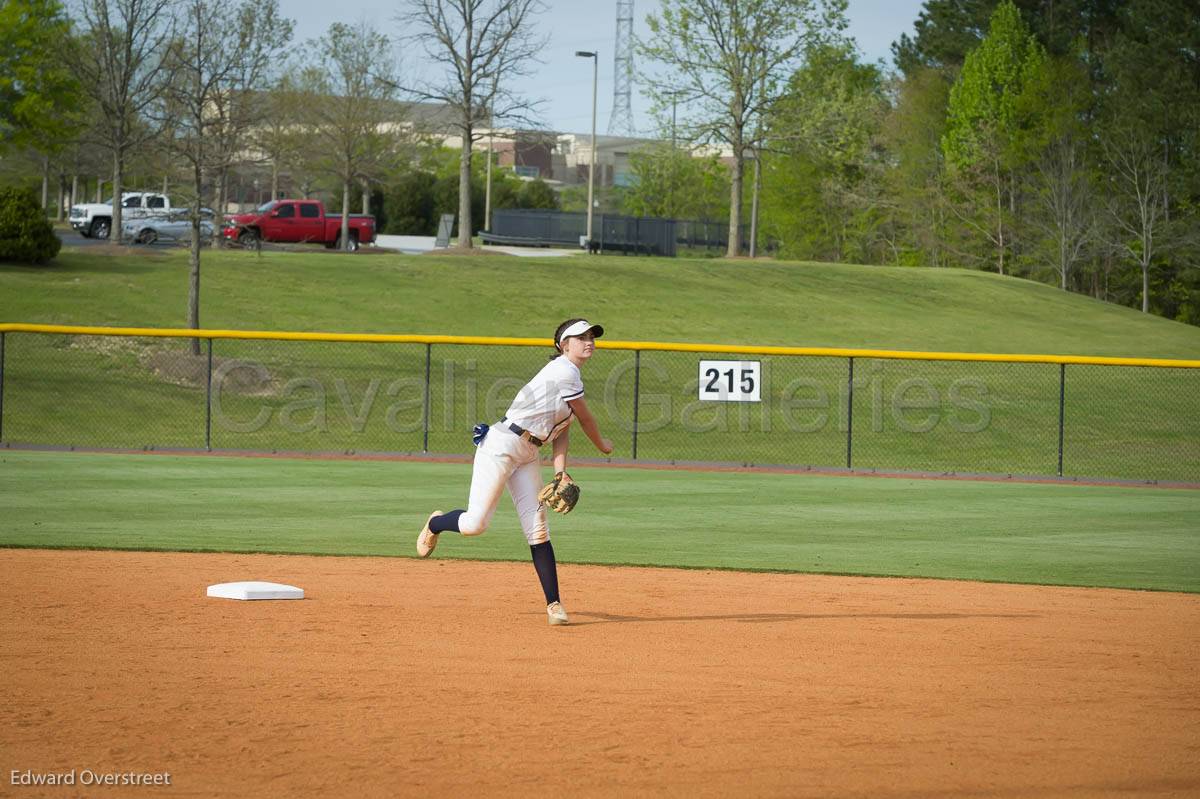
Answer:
[{"left": 538, "top": 472, "right": 581, "bottom": 514}]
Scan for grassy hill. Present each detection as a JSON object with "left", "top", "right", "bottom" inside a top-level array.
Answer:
[{"left": 2, "top": 246, "right": 1198, "bottom": 358}]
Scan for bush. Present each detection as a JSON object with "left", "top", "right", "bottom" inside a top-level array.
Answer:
[
  {"left": 515, "top": 179, "right": 559, "bottom": 210},
  {"left": 0, "top": 187, "right": 61, "bottom": 265},
  {"left": 383, "top": 170, "right": 438, "bottom": 235}
]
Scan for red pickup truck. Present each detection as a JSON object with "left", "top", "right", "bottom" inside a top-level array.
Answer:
[{"left": 222, "top": 199, "right": 376, "bottom": 250}]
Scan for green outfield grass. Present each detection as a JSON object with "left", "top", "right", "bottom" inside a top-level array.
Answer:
[{"left": 2, "top": 450, "right": 1198, "bottom": 593}]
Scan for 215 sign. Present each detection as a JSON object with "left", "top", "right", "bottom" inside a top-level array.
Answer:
[{"left": 697, "top": 360, "right": 761, "bottom": 403}]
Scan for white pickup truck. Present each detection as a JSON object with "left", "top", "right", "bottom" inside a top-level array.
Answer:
[{"left": 69, "top": 192, "right": 176, "bottom": 239}]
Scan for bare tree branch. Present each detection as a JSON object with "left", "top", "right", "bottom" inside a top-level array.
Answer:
[{"left": 397, "top": 0, "right": 547, "bottom": 247}]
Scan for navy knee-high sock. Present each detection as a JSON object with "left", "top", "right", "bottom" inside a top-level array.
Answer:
[
  {"left": 429, "top": 510, "right": 464, "bottom": 534},
  {"left": 530, "top": 541, "right": 560, "bottom": 605}
]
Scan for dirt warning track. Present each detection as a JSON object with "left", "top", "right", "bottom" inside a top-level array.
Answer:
[{"left": 1, "top": 549, "right": 1198, "bottom": 798}]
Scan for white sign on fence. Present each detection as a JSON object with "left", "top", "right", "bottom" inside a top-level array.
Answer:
[{"left": 698, "top": 360, "right": 761, "bottom": 402}]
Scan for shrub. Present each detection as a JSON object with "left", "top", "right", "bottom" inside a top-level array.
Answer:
[
  {"left": 0, "top": 187, "right": 61, "bottom": 265},
  {"left": 515, "top": 179, "right": 559, "bottom": 210}
]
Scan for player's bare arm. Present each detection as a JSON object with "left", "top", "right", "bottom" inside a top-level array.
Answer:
[
  {"left": 568, "top": 396, "right": 613, "bottom": 454},
  {"left": 552, "top": 427, "right": 570, "bottom": 473}
]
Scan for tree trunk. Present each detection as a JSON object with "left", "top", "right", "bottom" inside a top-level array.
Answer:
[
  {"left": 1142, "top": 262, "right": 1150, "bottom": 313},
  {"left": 727, "top": 129, "right": 744, "bottom": 258},
  {"left": 214, "top": 170, "right": 225, "bottom": 219},
  {"left": 748, "top": 149, "right": 761, "bottom": 259},
  {"left": 458, "top": 130, "right": 473, "bottom": 248},
  {"left": 341, "top": 176, "right": 352, "bottom": 251},
  {"left": 70, "top": 175, "right": 78, "bottom": 211},
  {"left": 271, "top": 160, "right": 279, "bottom": 202},
  {"left": 56, "top": 172, "right": 65, "bottom": 221},
  {"left": 112, "top": 152, "right": 123, "bottom": 243},
  {"left": 361, "top": 179, "right": 369, "bottom": 216},
  {"left": 188, "top": 157, "right": 203, "bottom": 355},
  {"left": 994, "top": 164, "right": 1004, "bottom": 276},
  {"left": 41, "top": 157, "right": 50, "bottom": 211}
]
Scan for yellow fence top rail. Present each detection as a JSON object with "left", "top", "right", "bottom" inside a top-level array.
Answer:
[{"left": 2, "top": 323, "right": 1198, "bottom": 369}]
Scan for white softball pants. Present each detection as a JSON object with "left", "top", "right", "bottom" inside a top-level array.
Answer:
[{"left": 457, "top": 425, "right": 550, "bottom": 545}]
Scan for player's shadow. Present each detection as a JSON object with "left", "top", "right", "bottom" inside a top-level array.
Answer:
[{"left": 567, "top": 611, "right": 1039, "bottom": 626}]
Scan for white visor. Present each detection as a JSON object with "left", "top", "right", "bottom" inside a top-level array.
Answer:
[{"left": 558, "top": 320, "right": 604, "bottom": 345}]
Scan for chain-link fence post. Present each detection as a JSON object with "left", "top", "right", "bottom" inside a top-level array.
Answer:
[
  {"left": 846, "top": 356, "right": 855, "bottom": 469},
  {"left": 422, "top": 343, "right": 432, "bottom": 453},
  {"left": 632, "top": 349, "right": 641, "bottom": 460},
  {"left": 1057, "top": 363, "right": 1066, "bottom": 477},
  {"left": 204, "top": 338, "right": 214, "bottom": 451}
]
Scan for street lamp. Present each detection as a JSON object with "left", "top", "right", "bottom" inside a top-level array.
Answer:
[{"left": 575, "top": 50, "right": 598, "bottom": 248}]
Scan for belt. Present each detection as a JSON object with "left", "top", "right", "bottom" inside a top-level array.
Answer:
[{"left": 500, "top": 416, "right": 545, "bottom": 447}]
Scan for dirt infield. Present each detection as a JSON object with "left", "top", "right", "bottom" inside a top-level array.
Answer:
[{"left": 2, "top": 549, "right": 1198, "bottom": 798}]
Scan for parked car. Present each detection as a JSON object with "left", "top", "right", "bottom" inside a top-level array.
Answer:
[
  {"left": 70, "top": 192, "right": 177, "bottom": 239},
  {"left": 222, "top": 199, "right": 376, "bottom": 250},
  {"left": 122, "top": 209, "right": 215, "bottom": 244}
]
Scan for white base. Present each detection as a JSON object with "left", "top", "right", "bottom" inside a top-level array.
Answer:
[{"left": 207, "top": 581, "right": 304, "bottom": 601}]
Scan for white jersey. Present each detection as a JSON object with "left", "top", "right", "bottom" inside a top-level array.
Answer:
[{"left": 504, "top": 356, "right": 585, "bottom": 442}]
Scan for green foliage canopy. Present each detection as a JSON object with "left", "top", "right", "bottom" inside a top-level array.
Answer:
[
  {"left": 0, "top": 0, "right": 81, "bottom": 152},
  {"left": 942, "top": 1, "right": 1047, "bottom": 171}
]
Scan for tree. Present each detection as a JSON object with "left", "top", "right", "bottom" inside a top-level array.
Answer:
[
  {"left": 942, "top": 0, "right": 1047, "bottom": 275},
  {"left": 622, "top": 144, "right": 731, "bottom": 221},
  {"left": 880, "top": 66, "right": 953, "bottom": 267},
  {"left": 892, "top": 0, "right": 1118, "bottom": 76},
  {"left": 67, "top": 0, "right": 176, "bottom": 243},
  {"left": 0, "top": 0, "right": 81, "bottom": 153},
  {"left": 893, "top": 0, "right": 996, "bottom": 76},
  {"left": 205, "top": 0, "right": 293, "bottom": 219},
  {"left": 401, "top": 0, "right": 547, "bottom": 248},
  {"left": 1018, "top": 53, "right": 1098, "bottom": 290},
  {"left": 762, "top": 42, "right": 888, "bottom": 263},
  {"left": 302, "top": 22, "right": 402, "bottom": 251},
  {"left": 639, "top": 0, "right": 847, "bottom": 257},
  {"left": 251, "top": 72, "right": 306, "bottom": 204},
  {"left": 163, "top": 0, "right": 293, "bottom": 351},
  {"left": 1101, "top": 126, "right": 1172, "bottom": 314}
]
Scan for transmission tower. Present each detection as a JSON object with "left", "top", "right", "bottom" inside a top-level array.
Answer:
[{"left": 608, "top": 0, "right": 635, "bottom": 136}]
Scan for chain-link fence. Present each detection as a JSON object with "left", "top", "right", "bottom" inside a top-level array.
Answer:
[{"left": 2, "top": 326, "right": 1197, "bottom": 482}]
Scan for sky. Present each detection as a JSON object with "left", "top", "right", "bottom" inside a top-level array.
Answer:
[{"left": 286, "top": 0, "right": 926, "bottom": 135}]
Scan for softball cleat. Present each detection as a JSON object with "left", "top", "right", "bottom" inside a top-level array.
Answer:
[
  {"left": 416, "top": 510, "right": 443, "bottom": 558},
  {"left": 547, "top": 601, "right": 569, "bottom": 625}
]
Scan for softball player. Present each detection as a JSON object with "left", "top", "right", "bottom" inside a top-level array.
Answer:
[{"left": 417, "top": 318, "right": 614, "bottom": 626}]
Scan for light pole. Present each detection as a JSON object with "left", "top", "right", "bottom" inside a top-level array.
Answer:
[{"left": 576, "top": 50, "right": 598, "bottom": 247}]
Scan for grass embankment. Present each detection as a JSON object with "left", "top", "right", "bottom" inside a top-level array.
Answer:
[
  {"left": 2, "top": 450, "right": 1198, "bottom": 593},
  {"left": 2, "top": 246, "right": 1200, "bottom": 357}
]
